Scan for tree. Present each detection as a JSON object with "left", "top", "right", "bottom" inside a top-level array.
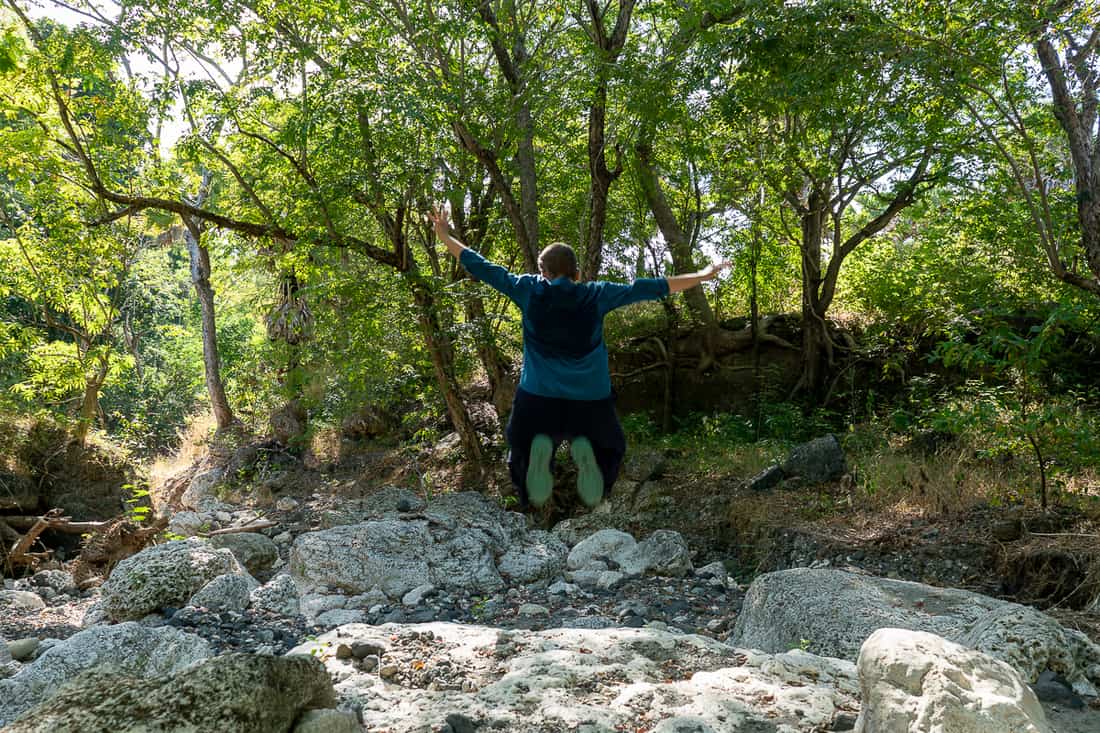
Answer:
[{"left": 716, "top": 0, "right": 959, "bottom": 396}]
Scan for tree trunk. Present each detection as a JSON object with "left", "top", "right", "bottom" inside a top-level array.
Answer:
[
  {"left": 797, "top": 190, "right": 831, "bottom": 398},
  {"left": 1034, "top": 36, "right": 1100, "bottom": 292},
  {"left": 579, "top": 0, "right": 634, "bottom": 281},
  {"left": 634, "top": 139, "right": 716, "bottom": 325},
  {"left": 75, "top": 357, "right": 109, "bottom": 444},
  {"left": 183, "top": 220, "right": 236, "bottom": 430},
  {"left": 410, "top": 279, "right": 485, "bottom": 470},
  {"left": 465, "top": 293, "right": 515, "bottom": 422}
]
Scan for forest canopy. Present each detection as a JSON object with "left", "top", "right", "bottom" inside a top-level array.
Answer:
[{"left": 0, "top": 0, "right": 1097, "bottom": 509}]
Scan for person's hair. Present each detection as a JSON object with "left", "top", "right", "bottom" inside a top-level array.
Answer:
[{"left": 538, "top": 242, "right": 578, "bottom": 279}]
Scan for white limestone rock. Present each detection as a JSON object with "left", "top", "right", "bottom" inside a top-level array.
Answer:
[
  {"left": 290, "top": 622, "right": 861, "bottom": 733},
  {"left": 855, "top": 628, "right": 1052, "bottom": 733},
  {"left": 100, "top": 538, "right": 245, "bottom": 622}
]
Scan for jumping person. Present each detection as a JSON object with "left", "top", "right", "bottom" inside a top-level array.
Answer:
[{"left": 429, "top": 206, "right": 730, "bottom": 508}]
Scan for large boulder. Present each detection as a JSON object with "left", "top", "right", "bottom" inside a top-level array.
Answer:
[
  {"left": 290, "top": 493, "right": 523, "bottom": 599},
  {"left": 6, "top": 653, "right": 336, "bottom": 733},
  {"left": 0, "top": 622, "right": 212, "bottom": 726},
  {"left": 290, "top": 521, "right": 433, "bottom": 597},
  {"left": 732, "top": 568, "right": 1100, "bottom": 695},
  {"left": 101, "top": 538, "right": 245, "bottom": 621},
  {"left": 211, "top": 532, "right": 280, "bottom": 575},
  {"left": 855, "top": 628, "right": 1052, "bottom": 733},
  {"left": 566, "top": 528, "right": 694, "bottom": 582}
]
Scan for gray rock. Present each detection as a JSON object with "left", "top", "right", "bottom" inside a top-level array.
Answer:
[
  {"left": 423, "top": 491, "right": 527, "bottom": 551},
  {"left": 781, "top": 434, "right": 847, "bottom": 484},
  {"left": 293, "top": 622, "right": 860, "bottom": 732},
  {"left": 211, "top": 532, "right": 280, "bottom": 575},
  {"left": 7, "top": 639, "right": 38, "bottom": 662},
  {"left": 497, "top": 530, "right": 569, "bottom": 584},
  {"left": 694, "top": 561, "right": 728, "bottom": 581},
  {"left": 188, "top": 572, "right": 260, "bottom": 613},
  {"left": 293, "top": 708, "right": 361, "bottom": 733},
  {"left": 550, "top": 514, "right": 619, "bottom": 547},
  {"left": 291, "top": 516, "right": 504, "bottom": 600},
  {"left": 621, "top": 450, "right": 666, "bottom": 481},
  {"left": 249, "top": 574, "right": 301, "bottom": 617},
  {"left": 747, "top": 464, "right": 786, "bottom": 492},
  {"left": 732, "top": 568, "right": 1100, "bottom": 695},
  {"left": 0, "top": 591, "right": 45, "bottom": 612},
  {"left": 566, "top": 529, "right": 638, "bottom": 571},
  {"left": 167, "top": 510, "right": 208, "bottom": 537},
  {"left": 633, "top": 529, "right": 693, "bottom": 577},
  {"left": 365, "top": 485, "right": 426, "bottom": 515},
  {"left": 27, "top": 570, "right": 76, "bottom": 596},
  {"left": 101, "top": 538, "right": 245, "bottom": 621},
  {"left": 855, "top": 628, "right": 1052, "bottom": 733},
  {"left": 402, "top": 584, "right": 435, "bottom": 607},
  {"left": 6, "top": 653, "right": 334, "bottom": 733},
  {"left": 518, "top": 604, "right": 549, "bottom": 617},
  {"left": 180, "top": 467, "right": 227, "bottom": 511},
  {"left": 316, "top": 609, "right": 367, "bottom": 627},
  {"left": 291, "top": 521, "right": 432, "bottom": 597},
  {"left": 597, "top": 571, "right": 625, "bottom": 590},
  {"left": 276, "top": 497, "right": 300, "bottom": 512},
  {"left": 80, "top": 600, "right": 108, "bottom": 628},
  {"left": 0, "top": 633, "right": 11, "bottom": 667},
  {"left": 0, "top": 622, "right": 212, "bottom": 726}
]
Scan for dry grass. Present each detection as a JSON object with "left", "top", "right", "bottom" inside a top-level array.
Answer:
[
  {"left": 147, "top": 411, "right": 217, "bottom": 493},
  {"left": 851, "top": 442, "right": 1031, "bottom": 516}
]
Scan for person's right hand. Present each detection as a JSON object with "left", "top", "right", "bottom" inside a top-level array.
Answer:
[{"left": 700, "top": 261, "right": 732, "bottom": 281}]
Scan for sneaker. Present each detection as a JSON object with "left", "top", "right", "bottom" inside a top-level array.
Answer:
[
  {"left": 570, "top": 436, "right": 604, "bottom": 507},
  {"left": 525, "top": 434, "right": 554, "bottom": 507}
]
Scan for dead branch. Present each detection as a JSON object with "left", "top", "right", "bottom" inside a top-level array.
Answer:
[{"left": 2, "top": 515, "right": 112, "bottom": 533}]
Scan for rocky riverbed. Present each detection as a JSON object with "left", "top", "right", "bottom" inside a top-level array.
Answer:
[{"left": 3, "top": 475, "right": 1100, "bottom": 732}]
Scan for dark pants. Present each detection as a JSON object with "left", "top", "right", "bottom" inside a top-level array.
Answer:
[{"left": 505, "top": 387, "right": 626, "bottom": 506}]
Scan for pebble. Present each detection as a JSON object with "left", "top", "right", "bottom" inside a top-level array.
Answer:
[{"left": 379, "top": 664, "right": 399, "bottom": 680}]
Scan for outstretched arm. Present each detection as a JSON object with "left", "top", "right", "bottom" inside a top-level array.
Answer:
[
  {"left": 666, "top": 261, "right": 732, "bottom": 293},
  {"left": 429, "top": 204, "right": 525, "bottom": 304},
  {"left": 428, "top": 206, "right": 467, "bottom": 260}
]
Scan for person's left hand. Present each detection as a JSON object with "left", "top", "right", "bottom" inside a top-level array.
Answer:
[{"left": 427, "top": 205, "right": 450, "bottom": 235}]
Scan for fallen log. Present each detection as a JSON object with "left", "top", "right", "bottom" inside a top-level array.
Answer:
[{"left": 202, "top": 520, "right": 278, "bottom": 537}]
